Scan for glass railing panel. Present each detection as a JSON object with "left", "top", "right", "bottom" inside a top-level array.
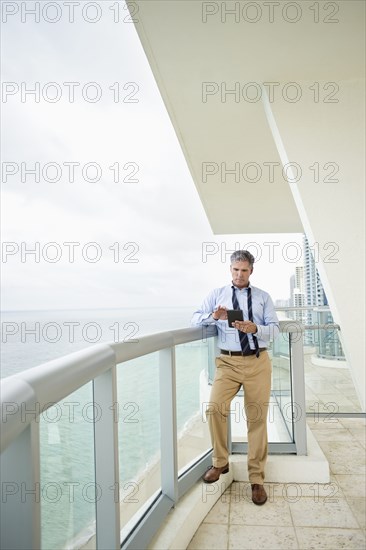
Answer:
[
  {"left": 175, "top": 341, "right": 212, "bottom": 475},
  {"left": 224, "top": 334, "right": 294, "bottom": 446},
  {"left": 39, "top": 383, "right": 96, "bottom": 550},
  {"left": 304, "top": 328, "right": 362, "bottom": 415},
  {"left": 316, "top": 325, "right": 344, "bottom": 359},
  {"left": 270, "top": 334, "right": 294, "bottom": 442},
  {"left": 207, "top": 334, "right": 217, "bottom": 385},
  {"left": 276, "top": 308, "right": 361, "bottom": 414},
  {"left": 116, "top": 353, "right": 161, "bottom": 533}
]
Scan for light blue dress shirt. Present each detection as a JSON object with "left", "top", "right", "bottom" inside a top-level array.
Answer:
[{"left": 191, "top": 283, "right": 279, "bottom": 351}]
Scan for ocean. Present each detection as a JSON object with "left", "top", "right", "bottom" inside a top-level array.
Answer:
[
  {"left": 1, "top": 307, "right": 209, "bottom": 549},
  {"left": 0, "top": 306, "right": 196, "bottom": 377}
]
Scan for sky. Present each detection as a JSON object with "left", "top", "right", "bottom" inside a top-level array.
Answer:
[{"left": 1, "top": 1, "right": 304, "bottom": 311}]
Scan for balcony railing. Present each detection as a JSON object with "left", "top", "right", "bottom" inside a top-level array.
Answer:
[
  {"left": 275, "top": 306, "right": 344, "bottom": 359},
  {"left": 0, "top": 321, "right": 314, "bottom": 549}
]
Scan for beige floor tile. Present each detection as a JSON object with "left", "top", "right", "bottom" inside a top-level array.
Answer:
[
  {"left": 308, "top": 428, "right": 355, "bottom": 441},
  {"left": 305, "top": 380, "right": 341, "bottom": 393},
  {"left": 347, "top": 400, "right": 363, "bottom": 412},
  {"left": 228, "top": 524, "right": 298, "bottom": 549},
  {"left": 266, "top": 481, "right": 343, "bottom": 501},
  {"left": 306, "top": 400, "right": 321, "bottom": 412},
  {"left": 226, "top": 482, "right": 326, "bottom": 504},
  {"left": 203, "top": 498, "right": 229, "bottom": 524},
  {"left": 226, "top": 482, "right": 292, "bottom": 506},
  {"left": 314, "top": 395, "right": 357, "bottom": 410},
  {"left": 309, "top": 376, "right": 332, "bottom": 385},
  {"left": 305, "top": 401, "right": 344, "bottom": 414},
  {"left": 289, "top": 497, "right": 359, "bottom": 528},
  {"left": 305, "top": 387, "right": 323, "bottom": 399},
  {"left": 219, "top": 490, "right": 234, "bottom": 504},
  {"left": 187, "top": 523, "right": 228, "bottom": 550},
  {"left": 345, "top": 497, "right": 366, "bottom": 529},
  {"left": 306, "top": 418, "right": 342, "bottom": 429},
  {"left": 333, "top": 382, "right": 360, "bottom": 393},
  {"left": 227, "top": 482, "right": 253, "bottom": 504},
  {"left": 295, "top": 527, "right": 365, "bottom": 549},
  {"left": 191, "top": 416, "right": 365, "bottom": 550},
  {"left": 227, "top": 481, "right": 244, "bottom": 493},
  {"left": 334, "top": 475, "right": 366, "bottom": 498},
  {"left": 339, "top": 418, "right": 366, "bottom": 428},
  {"left": 318, "top": 441, "right": 365, "bottom": 475},
  {"left": 336, "top": 394, "right": 362, "bottom": 406},
  {"left": 304, "top": 373, "right": 323, "bottom": 383},
  {"left": 230, "top": 496, "right": 292, "bottom": 526},
  {"left": 347, "top": 427, "right": 366, "bottom": 447}
]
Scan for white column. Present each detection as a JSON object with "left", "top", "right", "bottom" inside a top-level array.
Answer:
[{"left": 262, "top": 80, "right": 365, "bottom": 411}]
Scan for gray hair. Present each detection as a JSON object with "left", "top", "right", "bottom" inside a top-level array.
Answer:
[{"left": 230, "top": 250, "right": 255, "bottom": 267}]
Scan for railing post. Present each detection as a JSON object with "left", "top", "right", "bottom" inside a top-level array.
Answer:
[
  {"left": 207, "top": 334, "right": 218, "bottom": 384},
  {"left": 290, "top": 330, "right": 307, "bottom": 455},
  {"left": 93, "top": 365, "right": 120, "bottom": 550},
  {"left": 159, "top": 347, "right": 178, "bottom": 503},
  {"left": 227, "top": 412, "right": 233, "bottom": 455},
  {"left": 0, "top": 422, "right": 41, "bottom": 550}
]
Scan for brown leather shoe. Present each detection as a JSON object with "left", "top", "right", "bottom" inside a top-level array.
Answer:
[
  {"left": 202, "top": 464, "right": 229, "bottom": 483},
  {"left": 251, "top": 484, "right": 267, "bottom": 505}
]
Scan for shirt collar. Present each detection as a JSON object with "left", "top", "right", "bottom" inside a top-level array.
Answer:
[{"left": 231, "top": 282, "right": 251, "bottom": 291}]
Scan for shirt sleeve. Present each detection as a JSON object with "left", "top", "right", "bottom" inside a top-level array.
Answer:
[
  {"left": 254, "top": 293, "right": 280, "bottom": 343},
  {"left": 191, "top": 289, "right": 218, "bottom": 326}
]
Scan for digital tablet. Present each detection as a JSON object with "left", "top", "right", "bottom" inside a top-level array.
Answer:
[{"left": 227, "top": 309, "right": 243, "bottom": 327}]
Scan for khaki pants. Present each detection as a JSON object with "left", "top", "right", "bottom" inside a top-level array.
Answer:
[{"left": 206, "top": 351, "right": 272, "bottom": 484}]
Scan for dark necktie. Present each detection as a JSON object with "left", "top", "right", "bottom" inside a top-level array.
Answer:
[{"left": 232, "top": 286, "right": 260, "bottom": 357}]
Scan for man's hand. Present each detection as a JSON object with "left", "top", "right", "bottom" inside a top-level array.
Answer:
[
  {"left": 212, "top": 305, "right": 228, "bottom": 321},
  {"left": 232, "top": 320, "right": 257, "bottom": 334}
]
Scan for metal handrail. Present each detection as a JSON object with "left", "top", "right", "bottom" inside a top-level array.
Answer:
[
  {"left": 0, "top": 319, "right": 325, "bottom": 454},
  {"left": 0, "top": 327, "right": 216, "bottom": 454},
  {"left": 275, "top": 306, "right": 331, "bottom": 311},
  {"left": 303, "top": 324, "right": 340, "bottom": 330}
]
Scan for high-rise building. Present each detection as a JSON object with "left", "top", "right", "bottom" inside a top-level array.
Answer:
[
  {"left": 288, "top": 237, "right": 331, "bottom": 340},
  {"left": 301, "top": 235, "right": 343, "bottom": 356},
  {"left": 293, "top": 265, "right": 306, "bottom": 323},
  {"left": 303, "top": 235, "right": 328, "bottom": 324},
  {"left": 289, "top": 274, "right": 296, "bottom": 305}
]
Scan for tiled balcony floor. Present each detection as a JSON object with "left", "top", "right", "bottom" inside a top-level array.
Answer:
[{"left": 187, "top": 417, "right": 365, "bottom": 550}]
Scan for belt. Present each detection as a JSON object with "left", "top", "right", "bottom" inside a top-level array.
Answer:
[{"left": 220, "top": 348, "right": 266, "bottom": 357}]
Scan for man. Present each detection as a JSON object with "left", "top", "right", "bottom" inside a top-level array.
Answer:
[{"left": 191, "top": 250, "right": 279, "bottom": 505}]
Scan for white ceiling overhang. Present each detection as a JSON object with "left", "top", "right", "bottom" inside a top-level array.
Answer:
[{"left": 131, "top": 0, "right": 364, "bottom": 234}]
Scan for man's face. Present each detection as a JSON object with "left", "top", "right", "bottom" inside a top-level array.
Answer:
[{"left": 230, "top": 260, "right": 253, "bottom": 289}]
